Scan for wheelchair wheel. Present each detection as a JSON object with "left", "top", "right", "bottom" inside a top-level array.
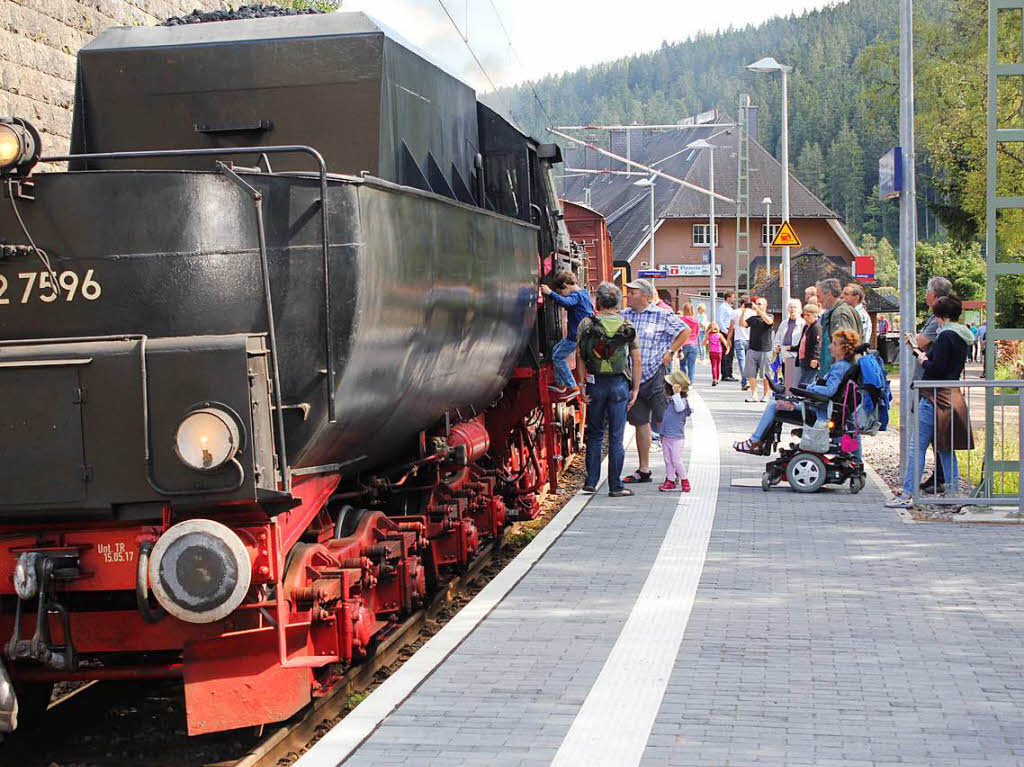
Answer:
[
  {"left": 761, "top": 472, "right": 772, "bottom": 492},
  {"left": 850, "top": 475, "right": 865, "bottom": 494},
  {"left": 786, "top": 452, "right": 827, "bottom": 493}
]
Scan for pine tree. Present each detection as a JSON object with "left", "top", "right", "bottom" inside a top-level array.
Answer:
[
  {"left": 826, "top": 123, "right": 865, "bottom": 234},
  {"left": 796, "top": 142, "right": 826, "bottom": 200}
]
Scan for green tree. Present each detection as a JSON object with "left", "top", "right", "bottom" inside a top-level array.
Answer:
[
  {"left": 826, "top": 123, "right": 865, "bottom": 234},
  {"left": 914, "top": 241, "right": 986, "bottom": 314},
  {"left": 860, "top": 234, "right": 898, "bottom": 288},
  {"left": 796, "top": 142, "right": 826, "bottom": 200}
]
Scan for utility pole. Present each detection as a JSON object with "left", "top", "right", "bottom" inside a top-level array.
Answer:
[
  {"left": 898, "top": 0, "right": 918, "bottom": 477},
  {"left": 688, "top": 139, "right": 718, "bottom": 318},
  {"left": 649, "top": 178, "right": 656, "bottom": 265},
  {"left": 747, "top": 57, "right": 793, "bottom": 300},
  {"left": 710, "top": 148, "right": 716, "bottom": 319},
  {"left": 780, "top": 66, "right": 791, "bottom": 302}
]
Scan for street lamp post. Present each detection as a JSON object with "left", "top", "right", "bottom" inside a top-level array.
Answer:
[
  {"left": 633, "top": 176, "right": 656, "bottom": 266},
  {"left": 898, "top": 0, "right": 918, "bottom": 478},
  {"left": 748, "top": 57, "right": 793, "bottom": 302},
  {"left": 762, "top": 196, "right": 772, "bottom": 275},
  {"left": 687, "top": 139, "right": 717, "bottom": 318}
]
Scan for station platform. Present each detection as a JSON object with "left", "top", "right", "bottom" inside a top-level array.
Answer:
[{"left": 297, "top": 369, "right": 1024, "bottom": 767}]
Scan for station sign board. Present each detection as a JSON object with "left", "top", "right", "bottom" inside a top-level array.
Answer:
[
  {"left": 663, "top": 264, "right": 723, "bottom": 277},
  {"left": 879, "top": 147, "right": 903, "bottom": 200},
  {"left": 854, "top": 256, "right": 876, "bottom": 281}
]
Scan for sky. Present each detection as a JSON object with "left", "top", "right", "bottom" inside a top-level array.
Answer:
[{"left": 343, "top": 0, "right": 839, "bottom": 92}]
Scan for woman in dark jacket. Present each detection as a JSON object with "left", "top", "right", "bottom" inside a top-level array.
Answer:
[
  {"left": 886, "top": 295, "right": 972, "bottom": 508},
  {"left": 796, "top": 304, "right": 822, "bottom": 386}
]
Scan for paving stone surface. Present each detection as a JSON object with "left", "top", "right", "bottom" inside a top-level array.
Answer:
[
  {"left": 640, "top": 376, "right": 1024, "bottom": 767},
  {"left": 347, "top": 437, "right": 681, "bottom": 767},
  {"left": 344, "top": 360, "right": 1024, "bottom": 767}
]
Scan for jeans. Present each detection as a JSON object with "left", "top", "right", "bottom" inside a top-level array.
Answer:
[
  {"left": 680, "top": 345, "right": 698, "bottom": 383},
  {"left": 697, "top": 329, "right": 706, "bottom": 360},
  {"left": 551, "top": 338, "right": 577, "bottom": 388},
  {"left": 585, "top": 375, "right": 629, "bottom": 492},
  {"left": 902, "top": 397, "right": 958, "bottom": 496},
  {"left": 734, "top": 340, "right": 749, "bottom": 388},
  {"left": 752, "top": 400, "right": 780, "bottom": 441}
]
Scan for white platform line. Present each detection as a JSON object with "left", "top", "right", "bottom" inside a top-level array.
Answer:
[
  {"left": 295, "top": 432, "right": 633, "bottom": 767},
  {"left": 552, "top": 389, "right": 720, "bottom": 767}
]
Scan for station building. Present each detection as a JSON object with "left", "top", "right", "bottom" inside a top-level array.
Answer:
[{"left": 560, "top": 119, "right": 860, "bottom": 308}]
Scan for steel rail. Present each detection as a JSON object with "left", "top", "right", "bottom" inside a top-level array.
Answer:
[{"left": 232, "top": 538, "right": 503, "bottom": 767}]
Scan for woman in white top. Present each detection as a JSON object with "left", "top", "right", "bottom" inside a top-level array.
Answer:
[{"left": 772, "top": 298, "right": 806, "bottom": 392}]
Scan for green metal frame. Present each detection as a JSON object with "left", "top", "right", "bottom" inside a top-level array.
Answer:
[{"left": 985, "top": 0, "right": 1024, "bottom": 498}]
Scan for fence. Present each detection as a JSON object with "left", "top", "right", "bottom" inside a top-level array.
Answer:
[{"left": 908, "top": 379, "right": 1024, "bottom": 514}]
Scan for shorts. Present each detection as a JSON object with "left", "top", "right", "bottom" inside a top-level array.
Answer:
[
  {"left": 627, "top": 366, "right": 668, "bottom": 428},
  {"left": 744, "top": 349, "right": 771, "bottom": 379}
]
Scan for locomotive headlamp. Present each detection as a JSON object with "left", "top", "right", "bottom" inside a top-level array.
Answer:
[
  {"left": 148, "top": 519, "right": 252, "bottom": 623},
  {"left": 174, "top": 406, "right": 241, "bottom": 472},
  {"left": 0, "top": 118, "right": 41, "bottom": 177}
]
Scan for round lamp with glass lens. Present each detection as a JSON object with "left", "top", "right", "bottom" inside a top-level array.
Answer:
[
  {"left": 0, "top": 119, "right": 40, "bottom": 177},
  {"left": 174, "top": 407, "right": 241, "bottom": 472},
  {"left": 0, "top": 126, "right": 22, "bottom": 168}
]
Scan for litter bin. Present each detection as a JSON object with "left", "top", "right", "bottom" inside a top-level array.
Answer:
[{"left": 877, "top": 333, "right": 899, "bottom": 364}]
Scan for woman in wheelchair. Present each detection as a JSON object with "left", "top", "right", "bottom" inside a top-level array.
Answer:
[{"left": 733, "top": 329, "right": 860, "bottom": 456}]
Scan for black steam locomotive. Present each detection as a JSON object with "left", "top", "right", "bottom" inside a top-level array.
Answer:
[{"left": 0, "top": 10, "right": 578, "bottom": 735}]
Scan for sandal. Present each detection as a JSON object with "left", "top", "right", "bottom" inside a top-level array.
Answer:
[
  {"left": 733, "top": 438, "right": 766, "bottom": 455},
  {"left": 623, "top": 470, "right": 652, "bottom": 483},
  {"left": 609, "top": 488, "right": 635, "bottom": 497}
]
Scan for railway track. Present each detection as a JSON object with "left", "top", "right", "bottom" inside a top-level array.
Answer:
[
  {"left": 0, "top": 534, "right": 517, "bottom": 767},
  {"left": 0, "top": 457, "right": 583, "bottom": 767},
  {"left": 230, "top": 539, "right": 503, "bottom": 767}
]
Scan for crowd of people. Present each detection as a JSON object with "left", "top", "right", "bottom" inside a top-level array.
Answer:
[{"left": 544, "top": 268, "right": 974, "bottom": 507}]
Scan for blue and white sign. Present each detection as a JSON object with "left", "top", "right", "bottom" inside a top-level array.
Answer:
[
  {"left": 879, "top": 147, "right": 903, "bottom": 200},
  {"left": 666, "top": 264, "right": 723, "bottom": 277},
  {"left": 637, "top": 269, "right": 668, "bottom": 278}
]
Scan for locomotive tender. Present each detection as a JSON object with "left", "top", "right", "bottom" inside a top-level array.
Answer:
[{"left": 0, "top": 11, "right": 582, "bottom": 735}]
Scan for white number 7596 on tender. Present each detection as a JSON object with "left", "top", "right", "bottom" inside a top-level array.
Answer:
[{"left": 0, "top": 269, "right": 101, "bottom": 305}]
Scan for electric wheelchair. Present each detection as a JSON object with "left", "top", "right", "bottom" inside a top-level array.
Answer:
[{"left": 760, "top": 344, "right": 887, "bottom": 494}]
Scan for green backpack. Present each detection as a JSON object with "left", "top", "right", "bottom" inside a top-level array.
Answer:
[{"left": 579, "top": 315, "right": 636, "bottom": 376}]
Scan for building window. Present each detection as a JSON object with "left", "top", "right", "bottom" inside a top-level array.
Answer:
[
  {"left": 762, "top": 223, "right": 782, "bottom": 246},
  {"left": 692, "top": 224, "right": 719, "bottom": 246}
]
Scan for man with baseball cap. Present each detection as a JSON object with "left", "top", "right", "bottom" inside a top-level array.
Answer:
[{"left": 621, "top": 278, "right": 689, "bottom": 483}]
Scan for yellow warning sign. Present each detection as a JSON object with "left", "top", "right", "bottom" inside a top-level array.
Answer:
[{"left": 771, "top": 220, "right": 802, "bottom": 248}]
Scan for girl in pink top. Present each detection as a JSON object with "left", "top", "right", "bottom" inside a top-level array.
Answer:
[{"left": 704, "top": 321, "right": 729, "bottom": 386}]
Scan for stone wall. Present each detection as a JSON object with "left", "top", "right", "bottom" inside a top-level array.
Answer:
[{"left": 0, "top": 0, "right": 227, "bottom": 156}]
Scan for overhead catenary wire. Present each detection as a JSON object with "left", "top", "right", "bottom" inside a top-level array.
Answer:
[
  {"left": 486, "top": 0, "right": 555, "bottom": 127},
  {"left": 549, "top": 127, "right": 734, "bottom": 204},
  {"left": 436, "top": 0, "right": 501, "bottom": 96}
]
